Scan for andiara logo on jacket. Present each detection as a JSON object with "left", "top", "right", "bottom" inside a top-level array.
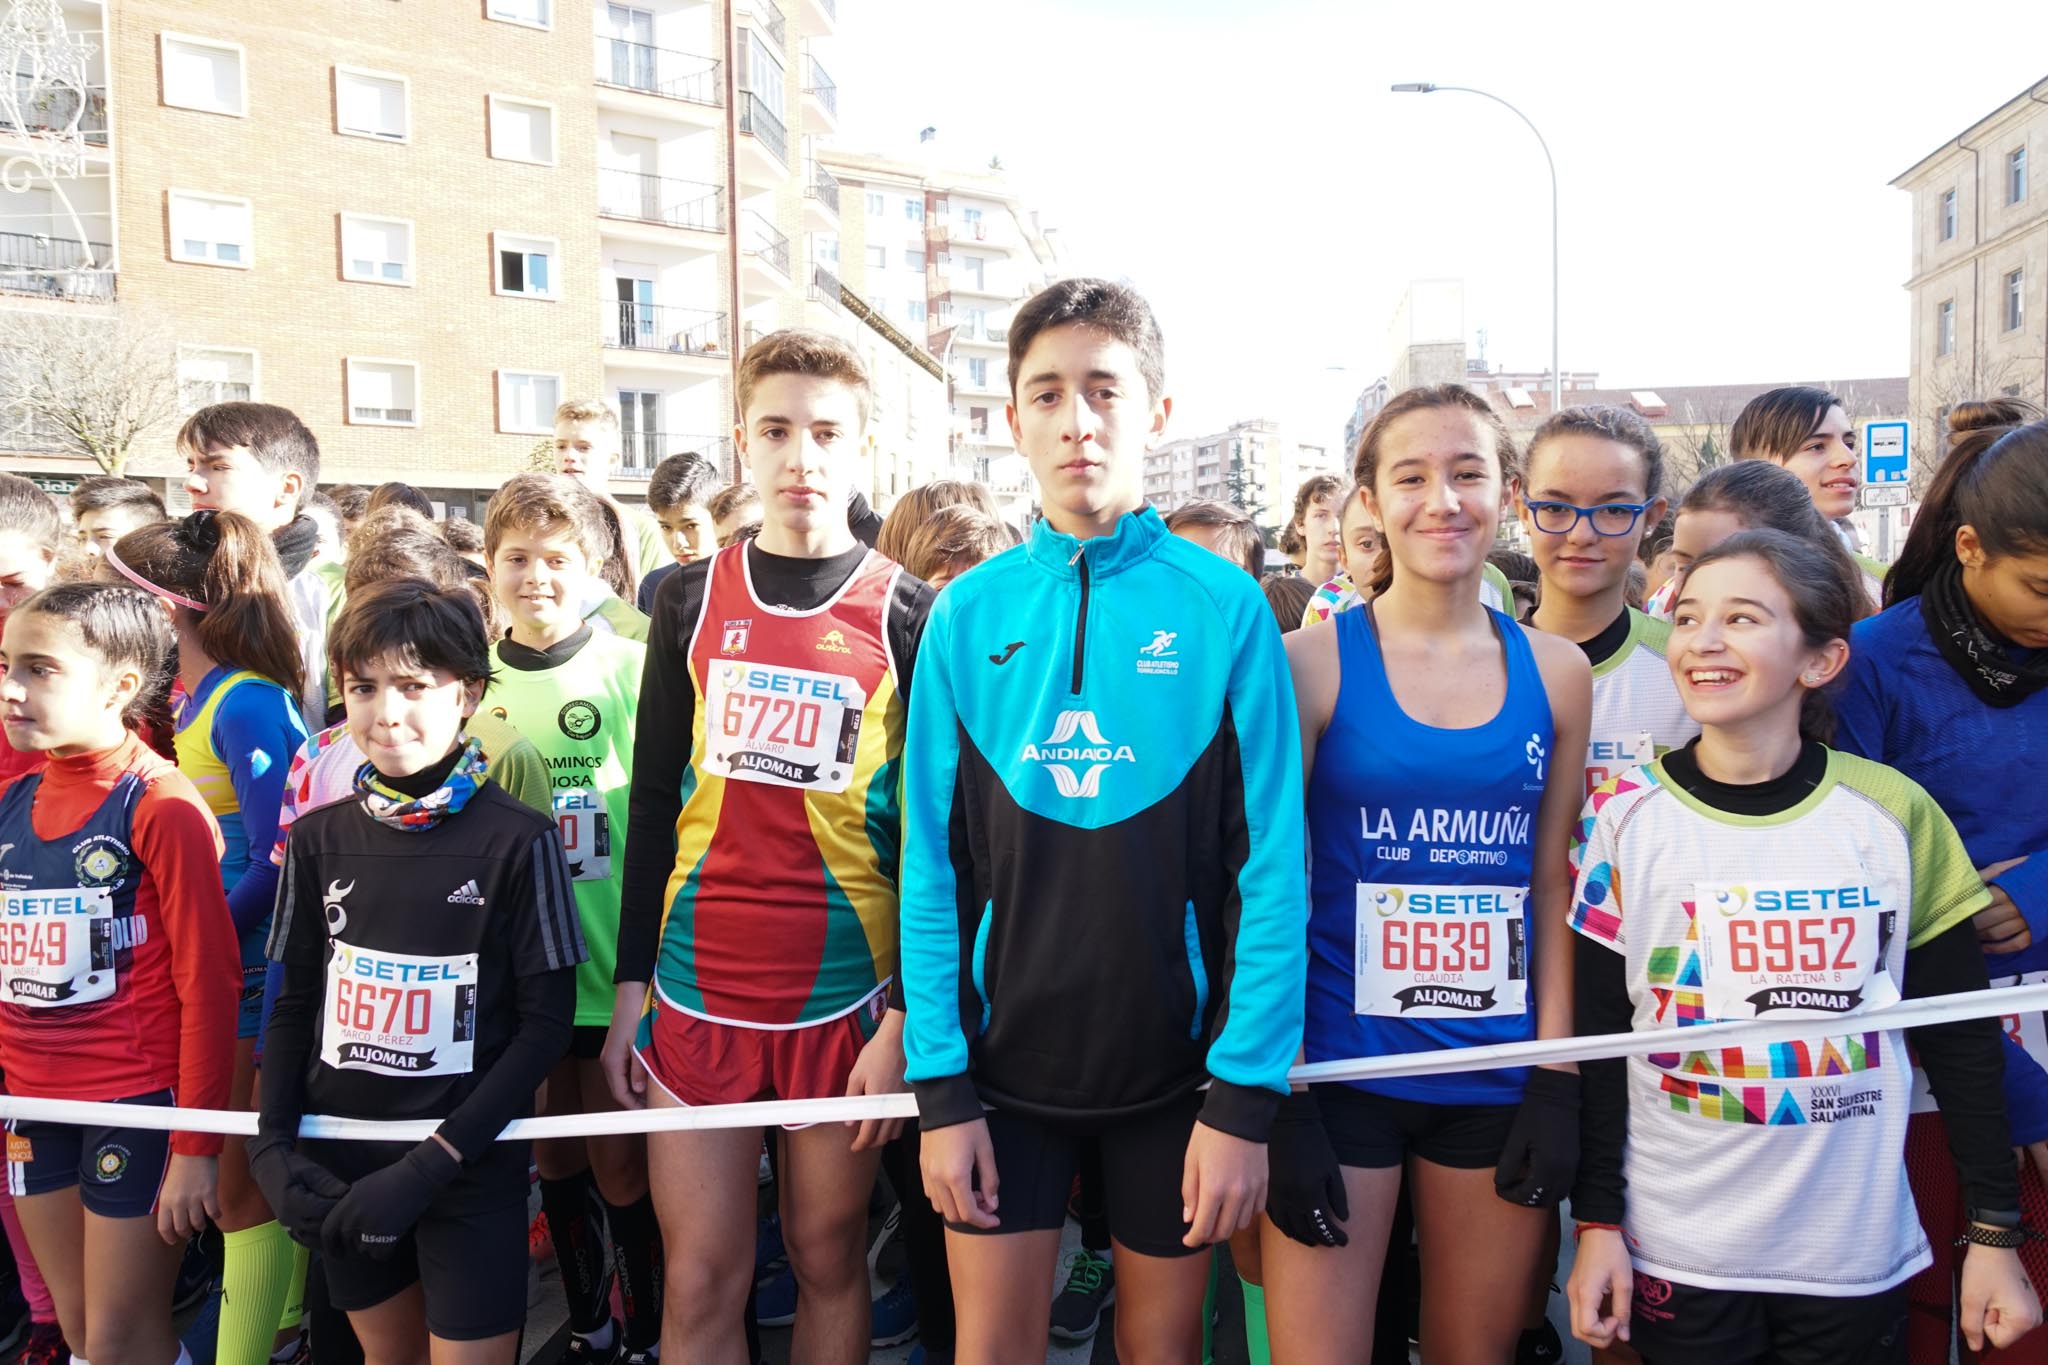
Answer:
[{"left": 1019, "top": 710, "right": 1136, "bottom": 799}]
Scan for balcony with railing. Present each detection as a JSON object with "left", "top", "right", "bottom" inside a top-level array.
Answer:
[
  {"left": 749, "top": 0, "right": 788, "bottom": 47},
  {"left": 2, "top": 79, "right": 108, "bottom": 147},
  {"left": 803, "top": 159, "right": 839, "bottom": 227},
  {"left": 737, "top": 90, "right": 787, "bottom": 168},
  {"left": 606, "top": 303, "right": 728, "bottom": 357},
  {"left": 620, "top": 432, "right": 733, "bottom": 476},
  {"left": 802, "top": 55, "right": 836, "bottom": 120},
  {"left": 741, "top": 211, "right": 790, "bottom": 278},
  {"left": 593, "top": 37, "right": 721, "bottom": 107},
  {"left": 809, "top": 263, "right": 842, "bottom": 310},
  {"left": 0, "top": 231, "right": 114, "bottom": 300},
  {"left": 597, "top": 168, "right": 724, "bottom": 233}
]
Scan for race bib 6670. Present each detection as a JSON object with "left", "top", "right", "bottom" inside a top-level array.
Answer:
[{"left": 322, "top": 943, "right": 478, "bottom": 1077}]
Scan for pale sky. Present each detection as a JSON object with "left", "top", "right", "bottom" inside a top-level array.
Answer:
[{"left": 830, "top": 0, "right": 2043, "bottom": 452}]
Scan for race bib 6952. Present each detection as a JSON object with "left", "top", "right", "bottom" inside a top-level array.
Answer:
[{"left": 1695, "top": 880, "right": 1899, "bottom": 1021}]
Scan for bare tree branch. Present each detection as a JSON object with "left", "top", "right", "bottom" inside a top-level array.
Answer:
[{"left": 0, "top": 307, "right": 182, "bottom": 476}]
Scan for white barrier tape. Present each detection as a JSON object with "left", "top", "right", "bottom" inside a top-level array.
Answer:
[{"left": 4, "top": 984, "right": 2043, "bottom": 1141}]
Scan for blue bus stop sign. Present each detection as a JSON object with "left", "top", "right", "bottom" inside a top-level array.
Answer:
[{"left": 1863, "top": 421, "right": 1910, "bottom": 486}]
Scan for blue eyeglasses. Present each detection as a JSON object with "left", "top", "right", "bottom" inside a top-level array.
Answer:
[{"left": 1523, "top": 498, "right": 1653, "bottom": 537}]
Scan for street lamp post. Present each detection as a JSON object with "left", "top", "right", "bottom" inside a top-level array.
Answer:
[{"left": 1392, "top": 83, "right": 1560, "bottom": 413}]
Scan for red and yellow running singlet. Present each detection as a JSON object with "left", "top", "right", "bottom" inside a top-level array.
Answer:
[{"left": 656, "top": 544, "right": 905, "bottom": 1027}]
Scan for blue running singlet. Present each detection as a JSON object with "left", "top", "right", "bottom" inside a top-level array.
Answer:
[{"left": 1305, "top": 604, "right": 1554, "bottom": 1105}]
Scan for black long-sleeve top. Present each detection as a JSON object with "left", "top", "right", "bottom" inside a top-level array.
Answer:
[{"left": 261, "top": 755, "right": 584, "bottom": 1161}]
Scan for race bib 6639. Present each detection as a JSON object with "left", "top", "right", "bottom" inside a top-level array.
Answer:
[{"left": 1354, "top": 882, "right": 1528, "bottom": 1018}]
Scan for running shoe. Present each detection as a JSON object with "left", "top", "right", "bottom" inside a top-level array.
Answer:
[
  {"left": 267, "top": 1330, "right": 309, "bottom": 1365},
  {"left": 1047, "top": 1248, "right": 1114, "bottom": 1342},
  {"left": 620, "top": 1353, "right": 657, "bottom": 1365},
  {"left": 869, "top": 1277, "right": 917, "bottom": 1348},
  {"left": 528, "top": 1209, "right": 553, "bottom": 1264},
  {"left": 563, "top": 1320, "right": 623, "bottom": 1365},
  {"left": 757, "top": 1146, "right": 772, "bottom": 1187},
  {"left": 753, "top": 1266, "right": 796, "bottom": 1328},
  {"left": 171, "top": 1235, "right": 216, "bottom": 1314},
  {"left": 16, "top": 1320, "right": 65, "bottom": 1365},
  {"left": 1515, "top": 1319, "right": 1564, "bottom": 1364}
]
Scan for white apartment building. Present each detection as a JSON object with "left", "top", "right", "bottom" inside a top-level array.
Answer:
[
  {"left": 818, "top": 144, "right": 1060, "bottom": 518},
  {"left": 1142, "top": 418, "right": 1334, "bottom": 529}
]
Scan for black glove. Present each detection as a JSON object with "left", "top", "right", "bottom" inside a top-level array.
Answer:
[
  {"left": 248, "top": 1139, "right": 351, "bottom": 1247},
  {"left": 1264, "top": 1090, "right": 1350, "bottom": 1247},
  {"left": 320, "top": 1137, "right": 461, "bottom": 1261},
  {"left": 1494, "top": 1068, "right": 1580, "bottom": 1208}
]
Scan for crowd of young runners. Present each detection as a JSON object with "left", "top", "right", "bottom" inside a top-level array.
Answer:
[{"left": 0, "top": 277, "right": 2043, "bottom": 1365}]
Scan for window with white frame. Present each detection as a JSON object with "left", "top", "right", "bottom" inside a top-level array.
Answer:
[
  {"left": 865, "top": 192, "right": 884, "bottom": 216},
  {"left": 178, "top": 347, "right": 256, "bottom": 411},
  {"left": 865, "top": 245, "right": 885, "bottom": 268},
  {"left": 498, "top": 371, "right": 562, "bottom": 434},
  {"left": 744, "top": 32, "right": 783, "bottom": 94},
  {"left": 904, "top": 249, "right": 924, "bottom": 271},
  {"left": 969, "top": 406, "right": 988, "bottom": 437},
  {"left": 815, "top": 235, "right": 839, "bottom": 264},
  {"left": 488, "top": 95, "right": 555, "bottom": 164},
  {"left": 486, "top": 0, "right": 552, "bottom": 28},
  {"left": 967, "top": 357, "right": 988, "bottom": 388},
  {"left": 1940, "top": 189, "right": 1957, "bottom": 241},
  {"left": 2006, "top": 269, "right": 2026, "bottom": 333},
  {"left": 1937, "top": 299, "right": 1955, "bottom": 357},
  {"left": 2012, "top": 147, "right": 2029, "bottom": 206},
  {"left": 347, "top": 358, "right": 418, "bottom": 426},
  {"left": 160, "top": 33, "right": 245, "bottom": 115},
  {"left": 340, "top": 214, "right": 413, "bottom": 285},
  {"left": 336, "top": 67, "right": 407, "bottom": 141},
  {"left": 495, "top": 233, "right": 557, "bottom": 298},
  {"left": 904, "top": 199, "right": 924, "bottom": 223},
  {"left": 168, "top": 191, "right": 252, "bottom": 267},
  {"left": 906, "top": 300, "right": 926, "bottom": 323}
]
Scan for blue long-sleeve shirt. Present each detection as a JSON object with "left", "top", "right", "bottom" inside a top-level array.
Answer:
[
  {"left": 179, "top": 666, "right": 307, "bottom": 937},
  {"left": 1836, "top": 595, "right": 2048, "bottom": 1139},
  {"left": 898, "top": 507, "right": 1307, "bottom": 1141}
]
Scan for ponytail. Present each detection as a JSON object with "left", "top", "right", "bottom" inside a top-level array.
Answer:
[
  {"left": 1885, "top": 406, "right": 2048, "bottom": 607},
  {"left": 0, "top": 474, "right": 62, "bottom": 557},
  {"left": 109, "top": 510, "right": 305, "bottom": 699},
  {"left": 588, "top": 496, "right": 639, "bottom": 603}
]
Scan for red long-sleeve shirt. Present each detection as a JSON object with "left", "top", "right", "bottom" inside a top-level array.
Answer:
[{"left": 0, "top": 733, "right": 240, "bottom": 1156}]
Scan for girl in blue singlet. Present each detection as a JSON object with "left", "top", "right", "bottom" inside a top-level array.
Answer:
[
  {"left": 1259, "top": 384, "right": 1591, "bottom": 1364},
  {"left": 111, "top": 512, "right": 310, "bottom": 1365}
]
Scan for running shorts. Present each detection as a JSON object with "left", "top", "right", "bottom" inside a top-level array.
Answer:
[
  {"left": 640, "top": 993, "right": 885, "bottom": 1126},
  {"left": 6, "top": 1088, "right": 175, "bottom": 1217},
  {"left": 1314, "top": 1082, "right": 1518, "bottom": 1170},
  {"left": 946, "top": 1090, "right": 1205, "bottom": 1260},
  {"left": 1628, "top": 1275, "right": 1906, "bottom": 1365}
]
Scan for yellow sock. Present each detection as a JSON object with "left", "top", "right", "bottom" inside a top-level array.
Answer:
[
  {"left": 218, "top": 1221, "right": 295, "bottom": 1365},
  {"left": 276, "top": 1241, "right": 308, "bottom": 1334}
]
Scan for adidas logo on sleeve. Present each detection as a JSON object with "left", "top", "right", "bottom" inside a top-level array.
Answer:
[{"left": 446, "top": 879, "right": 486, "bottom": 905}]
